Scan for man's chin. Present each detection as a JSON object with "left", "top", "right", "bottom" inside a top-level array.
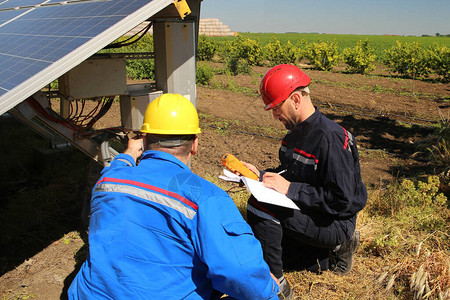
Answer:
[
  {"left": 279, "top": 119, "right": 294, "bottom": 130},
  {"left": 283, "top": 122, "right": 295, "bottom": 130}
]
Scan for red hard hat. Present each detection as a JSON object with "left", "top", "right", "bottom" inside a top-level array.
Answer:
[{"left": 260, "top": 64, "right": 311, "bottom": 110}]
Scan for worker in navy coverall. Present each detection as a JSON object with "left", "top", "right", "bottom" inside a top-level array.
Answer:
[
  {"left": 68, "top": 94, "right": 279, "bottom": 299},
  {"left": 240, "top": 65, "right": 367, "bottom": 295}
]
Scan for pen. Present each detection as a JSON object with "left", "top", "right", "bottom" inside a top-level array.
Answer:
[{"left": 278, "top": 169, "right": 287, "bottom": 175}]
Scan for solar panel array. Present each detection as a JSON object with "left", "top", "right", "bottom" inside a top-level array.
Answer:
[{"left": 0, "top": 0, "right": 173, "bottom": 115}]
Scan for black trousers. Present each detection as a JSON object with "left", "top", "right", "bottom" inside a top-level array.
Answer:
[{"left": 247, "top": 196, "right": 356, "bottom": 277}]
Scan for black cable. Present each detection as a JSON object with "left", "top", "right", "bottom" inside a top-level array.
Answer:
[
  {"left": 314, "top": 100, "right": 439, "bottom": 126},
  {"left": 28, "top": 96, "right": 116, "bottom": 139},
  {"left": 200, "top": 122, "right": 431, "bottom": 162},
  {"left": 104, "top": 22, "right": 153, "bottom": 49},
  {"left": 201, "top": 123, "right": 283, "bottom": 140}
]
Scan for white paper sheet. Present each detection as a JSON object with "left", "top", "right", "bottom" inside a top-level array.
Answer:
[
  {"left": 241, "top": 177, "right": 299, "bottom": 210},
  {"left": 218, "top": 169, "right": 241, "bottom": 182},
  {"left": 219, "top": 169, "right": 299, "bottom": 210}
]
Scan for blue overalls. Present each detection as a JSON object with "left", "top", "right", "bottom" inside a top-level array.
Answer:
[{"left": 69, "top": 151, "right": 278, "bottom": 299}]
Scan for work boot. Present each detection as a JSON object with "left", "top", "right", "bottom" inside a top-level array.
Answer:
[
  {"left": 329, "top": 230, "right": 360, "bottom": 275},
  {"left": 277, "top": 276, "right": 294, "bottom": 300}
]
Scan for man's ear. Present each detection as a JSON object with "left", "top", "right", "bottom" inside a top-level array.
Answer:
[
  {"left": 191, "top": 137, "right": 198, "bottom": 156},
  {"left": 291, "top": 92, "right": 302, "bottom": 109},
  {"left": 142, "top": 134, "right": 147, "bottom": 151}
]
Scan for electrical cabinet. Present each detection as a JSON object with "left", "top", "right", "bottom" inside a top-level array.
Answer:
[
  {"left": 58, "top": 58, "right": 127, "bottom": 100},
  {"left": 120, "top": 88, "right": 163, "bottom": 131}
]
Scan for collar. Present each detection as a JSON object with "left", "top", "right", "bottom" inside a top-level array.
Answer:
[
  {"left": 141, "top": 150, "right": 190, "bottom": 171},
  {"left": 289, "top": 106, "right": 320, "bottom": 133}
]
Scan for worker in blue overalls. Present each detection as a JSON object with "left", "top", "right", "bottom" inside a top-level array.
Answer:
[
  {"left": 240, "top": 65, "right": 367, "bottom": 297},
  {"left": 68, "top": 93, "right": 280, "bottom": 299}
]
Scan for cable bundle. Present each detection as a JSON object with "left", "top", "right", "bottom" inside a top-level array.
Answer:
[{"left": 27, "top": 96, "right": 116, "bottom": 139}]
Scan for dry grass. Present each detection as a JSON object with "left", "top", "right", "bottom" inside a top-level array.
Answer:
[{"left": 211, "top": 174, "right": 450, "bottom": 300}]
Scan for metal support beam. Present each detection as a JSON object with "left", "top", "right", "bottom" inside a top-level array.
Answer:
[
  {"left": 153, "top": 20, "right": 197, "bottom": 105},
  {"left": 8, "top": 91, "right": 118, "bottom": 166}
]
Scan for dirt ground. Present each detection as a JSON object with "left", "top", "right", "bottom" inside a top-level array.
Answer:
[{"left": 0, "top": 64, "right": 449, "bottom": 299}]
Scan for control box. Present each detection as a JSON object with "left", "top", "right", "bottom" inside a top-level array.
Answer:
[
  {"left": 120, "top": 87, "right": 163, "bottom": 131},
  {"left": 58, "top": 58, "right": 127, "bottom": 100}
]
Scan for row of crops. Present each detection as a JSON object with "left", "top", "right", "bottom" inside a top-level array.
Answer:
[
  {"left": 199, "top": 34, "right": 450, "bottom": 81},
  {"left": 215, "top": 32, "right": 450, "bottom": 58},
  {"left": 102, "top": 32, "right": 449, "bottom": 82}
]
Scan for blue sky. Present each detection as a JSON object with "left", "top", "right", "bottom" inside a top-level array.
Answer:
[{"left": 201, "top": 0, "right": 450, "bottom": 36}]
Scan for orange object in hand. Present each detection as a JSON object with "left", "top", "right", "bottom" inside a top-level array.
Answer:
[{"left": 222, "top": 153, "right": 259, "bottom": 180}]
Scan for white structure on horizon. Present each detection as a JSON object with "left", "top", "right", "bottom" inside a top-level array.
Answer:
[{"left": 199, "top": 18, "right": 235, "bottom": 36}]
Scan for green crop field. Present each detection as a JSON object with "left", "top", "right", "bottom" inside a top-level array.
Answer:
[{"left": 210, "top": 32, "right": 450, "bottom": 58}]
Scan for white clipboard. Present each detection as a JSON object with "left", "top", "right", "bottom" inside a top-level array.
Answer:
[{"left": 219, "top": 169, "right": 299, "bottom": 210}]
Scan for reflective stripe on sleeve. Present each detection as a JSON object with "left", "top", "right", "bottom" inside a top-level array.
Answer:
[
  {"left": 247, "top": 204, "right": 280, "bottom": 224},
  {"left": 292, "top": 152, "right": 317, "bottom": 167},
  {"left": 341, "top": 126, "right": 354, "bottom": 153},
  {"left": 247, "top": 198, "right": 280, "bottom": 223},
  {"left": 94, "top": 179, "right": 197, "bottom": 220},
  {"left": 116, "top": 158, "right": 133, "bottom": 166},
  {"left": 280, "top": 145, "right": 318, "bottom": 170}
]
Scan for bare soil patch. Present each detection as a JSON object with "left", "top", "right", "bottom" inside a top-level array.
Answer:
[{"left": 1, "top": 65, "right": 449, "bottom": 299}]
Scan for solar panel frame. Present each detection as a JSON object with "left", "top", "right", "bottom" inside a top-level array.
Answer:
[
  {"left": 0, "top": 0, "right": 49, "bottom": 9},
  {"left": 0, "top": 0, "right": 174, "bottom": 115}
]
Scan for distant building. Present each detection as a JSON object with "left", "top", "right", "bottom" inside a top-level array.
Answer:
[{"left": 199, "top": 18, "right": 235, "bottom": 36}]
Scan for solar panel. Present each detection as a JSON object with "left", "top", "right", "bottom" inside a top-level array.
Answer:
[{"left": 0, "top": 0, "right": 173, "bottom": 115}]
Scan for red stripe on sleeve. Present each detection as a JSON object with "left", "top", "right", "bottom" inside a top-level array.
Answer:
[
  {"left": 294, "top": 148, "right": 319, "bottom": 164},
  {"left": 341, "top": 126, "right": 349, "bottom": 149},
  {"left": 97, "top": 177, "right": 199, "bottom": 211}
]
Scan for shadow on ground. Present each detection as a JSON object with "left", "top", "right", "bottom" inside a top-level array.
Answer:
[
  {"left": 60, "top": 231, "right": 89, "bottom": 299},
  {"left": 0, "top": 115, "right": 96, "bottom": 277}
]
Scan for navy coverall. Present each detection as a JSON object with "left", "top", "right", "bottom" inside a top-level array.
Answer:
[{"left": 247, "top": 107, "right": 367, "bottom": 275}]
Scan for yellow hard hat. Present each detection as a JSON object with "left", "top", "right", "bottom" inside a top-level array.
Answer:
[{"left": 140, "top": 93, "right": 201, "bottom": 135}]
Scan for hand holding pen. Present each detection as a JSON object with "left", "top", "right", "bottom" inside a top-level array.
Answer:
[{"left": 262, "top": 169, "right": 290, "bottom": 195}]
